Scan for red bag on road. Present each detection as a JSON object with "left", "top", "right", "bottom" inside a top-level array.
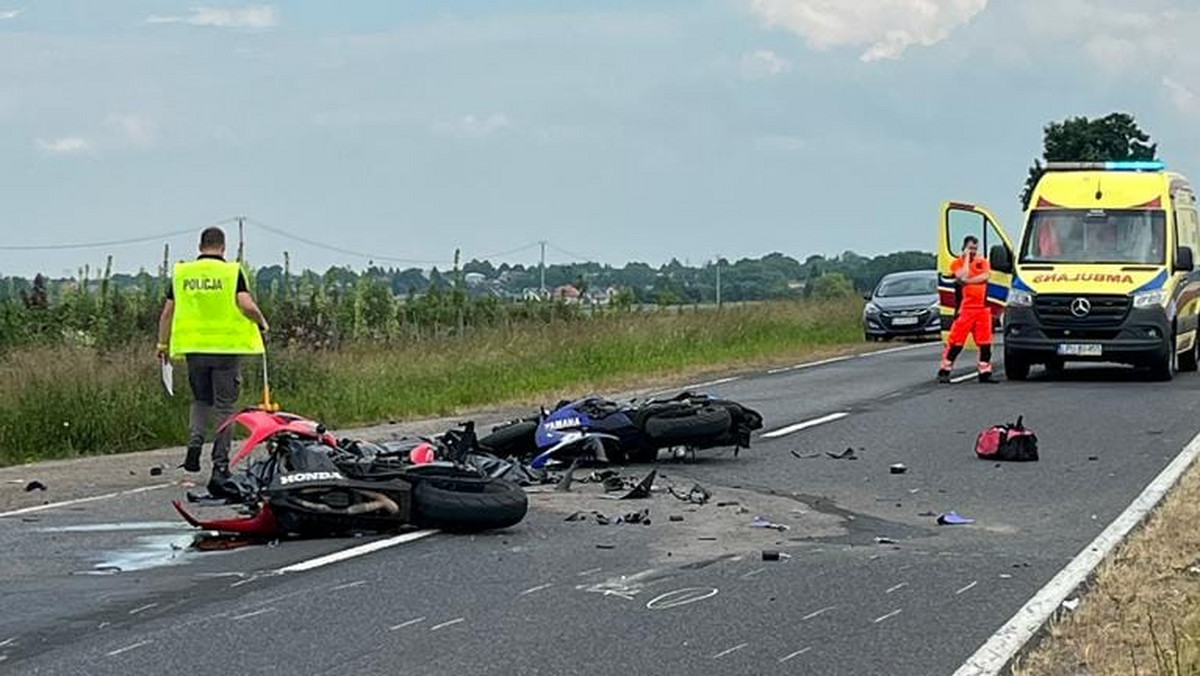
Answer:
[{"left": 976, "top": 416, "right": 1039, "bottom": 462}]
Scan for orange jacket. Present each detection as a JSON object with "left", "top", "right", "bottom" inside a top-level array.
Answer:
[{"left": 951, "top": 254, "right": 991, "bottom": 309}]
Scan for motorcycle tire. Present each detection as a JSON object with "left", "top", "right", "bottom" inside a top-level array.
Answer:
[
  {"left": 478, "top": 420, "right": 539, "bottom": 457},
  {"left": 643, "top": 405, "right": 733, "bottom": 444},
  {"left": 411, "top": 475, "right": 528, "bottom": 531}
]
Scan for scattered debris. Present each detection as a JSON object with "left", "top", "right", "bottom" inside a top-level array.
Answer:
[
  {"left": 554, "top": 458, "right": 581, "bottom": 493},
  {"left": 790, "top": 450, "right": 820, "bottom": 459},
  {"left": 937, "top": 511, "right": 975, "bottom": 525},
  {"left": 750, "top": 516, "right": 789, "bottom": 531},
  {"left": 698, "top": 536, "right": 718, "bottom": 541},
  {"left": 617, "top": 470, "right": 656, "bottom": 500},
  {"left": 596, "top": 543, "right": 615, "bottom": 550},
  {"left": 717, "top": 501, "right": 740, "bottom": 507},
  {"left": 762, "top": 550, "right": 792, "bottom": 561},
  {"left": 669, "top": 483, "right": 712, "bottom": 505},
  {"left": 874, "top": 536, "right": 897, "bottom": 545},
  {"left": 149, "top": 467, "right": 164, "bottom": 477},
  {"left": 21, "top": 516, "right": 39, "bottom": 523},
  {"left": 889, "top": 463, "right": 908, "bottom": 475},
  {"left": 1087, "top": 456, "right": 1099, "bottom": 461},
  {"left": 1061, "top": 598, "right": 1080, "bottom": 611},
  {"left": 827, "top": 448, "right": 858, "bottom": 460},
  {"left": 669, "top": 515, "right": 684, "bottom": 522},
  {"left": 918, "top": 510, "right": 937, "bottom": 517},
  {"left": 24, "top": 481, "right": 46, "bottom": 492},
  {"left": 617, "top": 509, "right": 651, "bottom": 526},
  {"left": 999, "top": 573, "right": 1013, "bottom": 579}
]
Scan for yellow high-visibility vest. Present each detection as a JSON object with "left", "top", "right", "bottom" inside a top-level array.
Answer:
[{"left": 169, "top": 259, "right": 263, "bottom": 358}]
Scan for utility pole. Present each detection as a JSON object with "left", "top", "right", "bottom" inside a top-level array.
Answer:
[
  {"left": 236, "top": 216, "right": 245, "bottom": 264},
  {"left": 715, "top": 257, "right": 722, "bottom": 309},
  {"left": 539, "top": 240, "right": 547, "bottom": 298}
]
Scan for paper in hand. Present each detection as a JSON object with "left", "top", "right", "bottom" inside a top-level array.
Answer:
[{"left": 160, "top": 357, "right": 174, "bottom": 396}]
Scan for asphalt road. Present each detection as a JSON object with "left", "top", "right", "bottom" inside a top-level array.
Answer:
[{"left": 2, "top": 342, "right": 1198, "bottom": 676}]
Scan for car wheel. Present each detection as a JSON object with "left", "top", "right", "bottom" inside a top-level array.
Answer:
[
  {"left": 1179, "top": 330, "right": 1199, "bottom": 373},
  {"left": 1150, "top": 330, "right": 1178, "bottom": 381},
  {"left": 1005, "top": 349, "right": 1030, "bottom": 381}
]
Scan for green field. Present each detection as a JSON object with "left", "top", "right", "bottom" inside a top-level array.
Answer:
[{"left": 0, "top": 300, "right": 863, "bottom": 467}]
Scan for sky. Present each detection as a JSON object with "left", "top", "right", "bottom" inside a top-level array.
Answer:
[{"left": 4, "top": 0, "right": 1200, "bottom": 277}]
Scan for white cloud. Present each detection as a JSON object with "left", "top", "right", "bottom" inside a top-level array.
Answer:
[
  {"left": 748, "top": 0, "right": 989, "bottom": 62},
  {"left": 739, "top": 49, "right": 793, "bottom": 79},
  {"left": 36, "top": 137, "right": 90, "bottom": 155},
  {"left": 432, "top": 113, "right": 512, "bottom": 140},
  {"left": 145, "top": 5, "right": 278, "bottom": 29},
  {"left": 106, "top": 113, "right": 156, "bottom": 148},
  {"left": 0, "top": 8, "right": 23, "bottom": 21}
]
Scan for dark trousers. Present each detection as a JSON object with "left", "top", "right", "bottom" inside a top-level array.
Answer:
[{"left": 186, "top": 354, "right": 241, "bottom": 470}]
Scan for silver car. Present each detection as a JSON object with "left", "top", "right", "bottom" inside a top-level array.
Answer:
[{"left": 862, "top": 270, "right": 940, "bottom": 341}]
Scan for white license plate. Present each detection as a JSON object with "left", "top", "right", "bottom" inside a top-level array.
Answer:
[
  {"left": 891, "top": 316, "right": 919, "bottom": 326},
  {"left": 1057, "top": 343, "right": 1102, "bottom": 356}
]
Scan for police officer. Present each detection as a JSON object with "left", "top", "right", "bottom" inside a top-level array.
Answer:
[
  {"left": 938, "top": 235, "right": 996, "bottom": 384},
  {"left": 156, "top": 227, "right": 268, "bottom": 496}
]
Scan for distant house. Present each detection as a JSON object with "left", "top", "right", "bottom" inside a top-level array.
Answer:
[
  {"left": 552, "top": 284, "right": 581, "bottom": 303},
  {"left": 464, "top": 272, "right": 487, "bottom": 286},
  {"left": 584, "top": 286, "right": 620, "bottom": 305}
]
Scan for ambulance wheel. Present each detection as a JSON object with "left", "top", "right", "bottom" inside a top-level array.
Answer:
[
  {"left": 1150, "top": 332, "right": 1177, "bottom": 381},
  {"left": 1179, "top": 332, "right": 1199, "bottom": 373},
  {"left": 1004, "top": 351, "right": 1030, "bottom": 381}
]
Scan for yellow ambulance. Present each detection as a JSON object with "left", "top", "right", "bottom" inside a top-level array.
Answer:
[{"left": 938, "top": 160, "right": 1200, "bottom": 381}]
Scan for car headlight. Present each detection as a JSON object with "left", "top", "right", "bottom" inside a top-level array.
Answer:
[
  {"left": 865, "top": 302, "right": 881, "bottom": 315},
  {"left": 1009, "top": 289, "right": 1033, "bottom": 308},
  {"left": 1133, "top": 289, "right": 1167, "bottom": 309}
]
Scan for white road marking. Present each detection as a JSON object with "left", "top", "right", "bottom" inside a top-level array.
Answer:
[
  {"left": 331, "top": 580, "right": 367, "bottom": 591},
  {"left": 231, "top": 608, "right": 275, "bottom": 621},
  {"left": 278, "top": 529, "right": 437, "bottom": 573},
  {"left": 519, "top": 583, "right": 553, "bottom": 596},
  {"left": 956, "top": 581, "right": 979, "bottom": 595},
  {"left": 768, "top": 356, "right": 852, "bottom": 374},
  {"left": 0, "top": 638, "right": 15, "bottom": 648},
  {"left": 779, "top": 647, "right": 812, "bottom": 663},
  {"left": 682, "top": 376, "right": 740, "bottom": 390},
  {"left": 128, "top": 603, "right": 158, "bottom": 615},
  {"left": 430, "top": 618, "right": 465, "bottom": 631},
  {"left": 885, "top": 582, "right": 908, "bottom": 594},
  {"left": 762, "top": 412, "right": 850, "bottom": 439},
  {"left": 712, "top": 643, "right": 749, "bottom": 659},
  {"left": 801, "top": 605, "right": 837, "bottom": 621},
  {"left": 576, "top": 567, "right": 603, "bottom": 577},
  {"left": 388, "top": 617, "right": 425, "bottom": 631},
  {"left": 106, "top": 640, "right": 152, "bottom": 657},
  {"left": 873, "top": 609, "right": 902, "bottom": 624},
  {"left": 950, "top": 373, "right": 977, "bottom": 384},
  {"left": 0, "top": 484, "right": 173, "bottom": 518},
  {"left": 766, "top": 342, "right": 933, "bottom": 375},
  {"left": 645, "top": 587, "right": 719, "bottom": 610},
  {"left": 954, "top": 429, "right": 1200, "bottom": 676},
  {"left": 739, "top": 567, "right": 766, "bottom": 579}
]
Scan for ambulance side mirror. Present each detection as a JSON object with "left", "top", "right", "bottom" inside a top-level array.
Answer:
[
  {"left": 989, "top": 244, "right": 1013, "bottom": 274},
  {"left": 1175, "top": 246, "right": 1195, "bottom": 273}
]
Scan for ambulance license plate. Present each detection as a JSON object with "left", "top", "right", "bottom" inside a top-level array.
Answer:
[
  {"left": 891, "top": 316, "right": 919, "bottom": 326},
  {"left": 1057, "top": 343, "right": 1102, "bottom": 356}
]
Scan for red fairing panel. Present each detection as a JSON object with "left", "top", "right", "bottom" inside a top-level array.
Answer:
[{"left": 219, "top": 409, "right": 339, "bottom": 468}]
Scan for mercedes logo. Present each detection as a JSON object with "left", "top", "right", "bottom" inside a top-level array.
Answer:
[{"left": 1070, "top": 297, "right": 1092, "bottom": 317}]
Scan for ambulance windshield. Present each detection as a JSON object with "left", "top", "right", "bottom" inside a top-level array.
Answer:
[{"left": 1021, "top": 209, "right": 1166, "bottom": 265}]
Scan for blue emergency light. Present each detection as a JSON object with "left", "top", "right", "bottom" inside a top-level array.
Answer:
[{"left": 1045, "top": 160, "right": 1165, "bottom": 172}]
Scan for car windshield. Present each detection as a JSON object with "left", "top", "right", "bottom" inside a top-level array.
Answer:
[
  {"left": 876, "top": 275, "right": 935, "bottom": 297},
  {"left": 1021, "top": 209, "right": 1166, "bottom": 264}
]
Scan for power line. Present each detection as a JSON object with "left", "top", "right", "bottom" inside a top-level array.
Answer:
[
  {"left": 243, "top": 218, "right": 453, "bottom": 266},
  {"left": 0, "top": 218, "right": 239, "bottom": 251},
  {"left": 546, "top": 242, "right": 601, "bottom": 263}
]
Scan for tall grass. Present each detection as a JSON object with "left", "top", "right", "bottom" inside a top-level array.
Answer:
[{"left": 0, "top": 300, "right": 861, "bottom": 466}]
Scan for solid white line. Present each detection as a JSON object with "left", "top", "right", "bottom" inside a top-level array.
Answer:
[
  {"left": 0, "top": 637, "right": 15, "bottom": 648},
  {"left": 106, "top": 640, "right": 152, "bottom": 657},
  {"left": 950, "top": 373, "right": 977, "bottom": 384},
  {"left": 682, "top": 376, "right": 740, "bottom": 390},
  {"left": 388, "top": 617, "right": 425, "bottom": 631},
  {"left": 330, "top": 580, "right": 367, "bottom": 591},
  {"left": 576, "top": 567, "right": 603, "bottom": 576},
  {"left": 0, "top": 484, "right": 173, "bottom": 518},
  {"left": 520, "top": 583, "right": 553, "bottom": 596},
  {"left": 954, "top": 429, "right": 1200, "bottom": 676},
  {"left": 430, "top": 618, "right": 464, "bottom": 631},
  {"left": 860, "top": 343, "right": 934, "bottom": 357},
  {"left": 956, "top": 581, "right": 979, "bottom": 595},
  {"left": 128, "top": 603, "right": 158, "bottom": 615},
  {"left": 779, "top": 647, "right": 812, "bottom": 663},
  {"left": 885, "top": 582, "right": 908, "bottom": 594},
  {"left": 712, "top": 643, "right": 749, "bottom": 659},
  {"left": 768, "top": 355, "right": 852, "bottom": 374},
  {"left": 801, "top": 605, "right": 837, "bottom": 621},
  {"left": 231, "top": 607, "right": 275, "bottom": 621},
  {"left": 873, "top": 609, "right": 902, "bottom": 624},
  {"left": 762, "top": 412, "right": 850, "bottom": 439},
  {"left": 278, "top": 529, "right": 437, "bottom": 573}
]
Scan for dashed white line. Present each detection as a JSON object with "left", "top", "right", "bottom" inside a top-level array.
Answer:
[
  {"left": 231, "top": 608, "right": 275, "bottom": 621},
  {"left": 520, "top": 583, "right": 553, "bottom": 596},
  {"left": 430, "top": 618, "right": 465, "bottom": 631},
  {"left": 128, "top": 603, "right": 158, "bottom": 615},
  {"left": 873, "top": 609, "right": 903, "bottom": 624},
  {"left": 762, "top": 412, "right": 850, "bottom": 439},
  {"left": 802, "top": 605, "right": 837, "bottom": 621},
  {"left": 739, "top": 568, "right": 766, "bottom": 580},
  {"left": 683, "top": 376, "right": 740, "bottom": 390},
  {"left": 106, "top": 640, "right": 152, "bottom": 657},
  {"left": 278, "top": 529, "right": 437, "bottom": 573},
  {"left": 0, "top": 484, "right": 173, "bottom": 518},
  {"left": 331, "top": 580, "right": 368, "bottom": 591},
  {"left": 0, "top": 638, "right": 15, "bottom": 648},
  {"left": 389, "top": 617, "right": 426, "bottom": 631},
  {"left": 576, "top": 567, "right": 603, "bottom": 577},
  {"left": 712, "top": 643, "right": 749, "bottom": 659},
  {"left": 779, "top": 647, "right": 812, "bottom": 663},
  {"left": 768, "top": 355, "right": 852, "bottom": 374},
  {"left": 956, "top": 581, "right": 979, "bottom": 595},
  {"left": 885, "top": 582, "right": 908, "bottom": 594}
]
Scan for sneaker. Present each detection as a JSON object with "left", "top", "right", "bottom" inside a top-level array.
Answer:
[
  {"left": 937, "top": 369, "right": 951, "bottom": 384},
  {"left": 181, "top": 445, "right": 202, "bottom": 473},
  {"left": 978, "top": 372, "right": 997, "bottom": 384}
]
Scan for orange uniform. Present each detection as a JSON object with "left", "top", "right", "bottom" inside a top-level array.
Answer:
[{"left": 940, "top": 253, "right": 994, "bottom": 381}]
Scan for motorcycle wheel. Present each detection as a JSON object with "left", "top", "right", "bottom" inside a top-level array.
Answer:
[
  {"left": 642, "top": 405, "right": 732, "bottom": 444},
  {"left": 411, "top": 476, "right": 528, "bottom": 531},
  {"left": 478, "top": 420, "right": 539, "bottom": 457}
]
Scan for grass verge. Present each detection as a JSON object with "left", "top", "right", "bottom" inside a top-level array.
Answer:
[
  {"left": 0, "top": 300, "right": 867, "bottom": 466},
  {"left": 1013, "top": 454, "right": 1200, "bottom": 675}
]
